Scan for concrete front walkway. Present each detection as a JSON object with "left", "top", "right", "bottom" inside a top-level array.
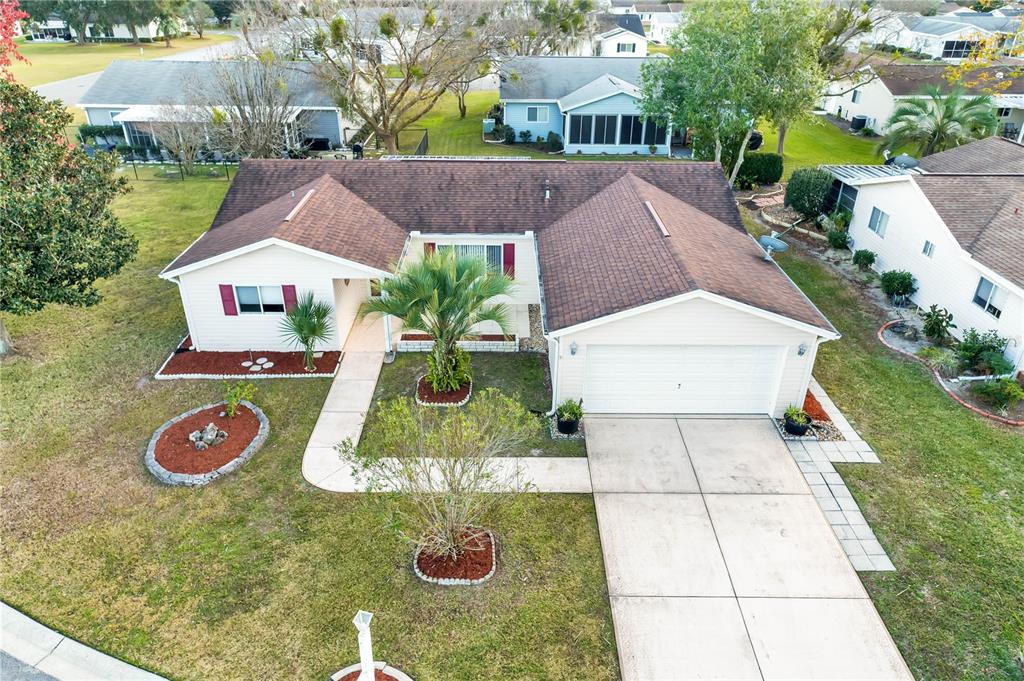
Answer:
[
  {"left": 1, "top": 603, "right": 164, "bottom": 681},
  {"left": 586, "top": 416, "right": 912, "bottom": 681}
]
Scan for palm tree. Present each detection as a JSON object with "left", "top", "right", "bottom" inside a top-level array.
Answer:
[
  {"left": 279, "top": 292, "right": 334, "bottom": 372},
  {"left": 363, "top": 249, "right": 513, "bottom": 393},
  {"left": 877, "top": 86, "right": 998, "bottom": 157}
]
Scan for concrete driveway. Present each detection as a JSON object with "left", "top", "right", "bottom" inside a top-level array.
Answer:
[{"left": 587, "top": 416, "right": 912, "bottom": 681}]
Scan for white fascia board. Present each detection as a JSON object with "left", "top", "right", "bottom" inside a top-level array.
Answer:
[
  {"left": 499, "top": 99, "right": 559, "bottom": 104},
  {"left": 414, "top": 232, "right": 533, "bottom": 241},
  {"left": 160, "top": 238, "right": 394, "bottom": 280},
  {"left": 844, "top": 174, "right": 913, "bottom": 188}
]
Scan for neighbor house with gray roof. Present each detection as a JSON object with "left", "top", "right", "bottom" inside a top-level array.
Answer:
[
  {"left": 160, "top": 158, "right": 839, "bottom": 416},
  {"left": 825, "top": 137, "right": 1024, "bottom": 373},
  {"left": 498, "top": 56, "right": 671, "bottom": 156},
  {"left": 79, "top": 60, "right": 358, "bottom": 151}
]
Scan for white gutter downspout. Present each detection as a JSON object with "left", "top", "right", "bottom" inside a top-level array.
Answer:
[
  {"left": 529, "top": 229, "right": 562, "bottom": 417},
  {"left": 546, "top": 336, "right": 561, "bottom": 416}
]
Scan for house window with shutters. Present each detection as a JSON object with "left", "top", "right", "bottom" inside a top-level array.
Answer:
[
  {"left": 431, "top": 243, "right": 515, "bottom": 277},
  {"left": 234, "top": 286, "right": 287, "bottom": 314}
]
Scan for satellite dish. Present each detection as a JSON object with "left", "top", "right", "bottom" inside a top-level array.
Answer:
[
  {"left": 890, "top": 154, "right": 919, "bottom": 169},
  {"left": 758, "top": 235, "right": 789, "bottom": 261}
]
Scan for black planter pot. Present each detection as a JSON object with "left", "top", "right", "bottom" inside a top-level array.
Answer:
[
  {"left": 556, "top": 417, "right": 579, "bottom": 435},
  {"left": 783, "top": 416, "right": 811, "bottom": 436}
]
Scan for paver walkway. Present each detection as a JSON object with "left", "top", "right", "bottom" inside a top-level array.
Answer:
[{"left": 586, "top": 416, "right": 912, "bottom": 681}]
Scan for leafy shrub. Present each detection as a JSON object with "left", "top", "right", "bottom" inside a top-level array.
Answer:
[
  {"left": 737, "top": 152, "right": 784, "bottom": 189},
  {"left": 979, "top": 350, "right": 1014, "bottom": 376},
  {"left": 649, "top": 144, "right": 659, "bottom": 155},
  {"left": 921, "top": 304, "right": 956, "bottom": 342},
  {"left": 784, "top": 405, "right": 810, "bottom": 424},
  {"left": 956, "top": 328, "right": 1008, "bottom": 372},
  {"left": 224, "top": 381, "right": 257, "bottom": 417},
  {"left": 503, "top": 125, "right": 516, "bottom": 145},
  {"left": 426, "top": 345, "right": 472, "bottom": 393},
  {"left": 545, "top": 132, "right": 563, "bottom": 152},
  {"left": 859, "top": 127, "right": 877, "bottom": 137},
  {"left": 916, "top": 346, "right": 959, "bottom": 377},
  {"left": 556, "top": 399, "right": 583, "bottom": 421},
  {"left": 971, "top": 378, "right": 1024, "bottom": 410},
  {"left": 828, "top": 208, "right": 852, "bottom": 231},
  {"left": 518, "top": 129, "right": 533, "bottom": 144},
  {"left": 78, "top": 124, "right": 125, "bottom": 143},
  {"left": 826, "top": 228, "right": 850, "bottom": 250},
  {"left": 784, "top": 168, "right": 833, "bottom": 218},
  {"left": 879, "top": 270, "right": 917, "bottom": 299},
  {"left": 852, "top": 249, "right": 876, "bottom": 270}
]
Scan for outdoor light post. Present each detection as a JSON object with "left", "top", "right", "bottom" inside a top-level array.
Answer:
[{"left": 352, "top": 610, "right": 375, "bottom": 681}]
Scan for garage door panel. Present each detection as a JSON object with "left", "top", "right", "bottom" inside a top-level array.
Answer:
[{"left": 583, "top": 345, "right": 782, "bottom": 414}]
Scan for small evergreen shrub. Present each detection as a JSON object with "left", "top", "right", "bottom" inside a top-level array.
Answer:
[
  {"left": 518, "top": 130, "right": 533, "bottom": 144},
  {"left": 879, "top": 270, "right": 917, "bottom": 299},
  {"left": 971, "top": 378, "right": 1024, "bottom": 410},
  {"left": 921, "top": 304, "right": 955, "bottom": 342},
  {"left": 784, "top": 168, "right": 832, "bottom": 218},
  {"left": 545, "top": 132, "right": 563, "bottom": 152},
  {"left": 503, "top": 126, "right": 516, "bottom": 145},
  {"left": 956, "top": 328, "right": 1008, "bottom": 372},
  {"left": 852, "top": 249, "right": 876, "bottom": 270},
  {"left": 737, "top": 152, "right": 784, "bottom": 189},
  {"left": 979, "top": 350, "right": 1014, "bottom": 376},
  {"left": 826, "top": 228, "right": 850, "bottom": 250}
]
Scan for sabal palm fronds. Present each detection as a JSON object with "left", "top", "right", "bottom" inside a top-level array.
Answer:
[
  {"left": 279, "top": 291, "right": 334, "bottom": 371},
  {"left": 363, "top": 249, "right": 514, "bottom": 391},
  {"left": 877, "top": 85, "right": 998, "bottom": 158}
]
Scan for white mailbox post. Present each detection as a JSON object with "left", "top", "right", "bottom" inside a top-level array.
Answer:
[{"left": 352, "top": 610, "right": 375, "bottom": 681}]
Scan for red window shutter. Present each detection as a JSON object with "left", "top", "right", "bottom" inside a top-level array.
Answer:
[
  {"left": 219, "top": 285, "right": 237, "bottom": 316},
  {"left": 502, "top": 243, "right": 515, "bottom": 278},
  {"left": 282, "top": 285, "right": 298, "bottom": 312},
  {"left": 424, "top": 242, "right": 436, "bottom": 254}
]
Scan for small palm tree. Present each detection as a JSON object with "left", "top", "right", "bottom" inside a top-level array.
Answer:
[
  {"left": 279, "top": 292, "right": 334, "bottom": 371},
  {"left": 877, "top": 85, "right": 998, "bottom": 157},
  {"left": 363, "top": 249, "right": 513, "bottom": 392}
]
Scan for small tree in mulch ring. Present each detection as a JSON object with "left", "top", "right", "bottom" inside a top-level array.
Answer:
[
  {"left": 224, "top": 381, "right": 257, "bottom": 417},
  {"left": 280, "top": 291, "right": 334, "bottom": 371},
  {"left": 338, "top": 389, "right": 535, "bottom": 582}
]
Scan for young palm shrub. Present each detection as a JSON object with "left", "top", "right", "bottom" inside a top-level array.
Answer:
[
  {"left": 362, "top": 249, "right": 513, "bottom": 392},
  {"left": 279, "top": 291, "right": 334, "bottom": 371},
  {"left": 877, "top": 86, "right": 997, "bottom": 157},
  {"left": 339, "top": 389, "right": 536, "bottom": 561}
]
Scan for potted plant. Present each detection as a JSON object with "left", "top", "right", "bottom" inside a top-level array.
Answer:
[
  {"left": 556, "top": 399, "right": 583, "bottom": 435},
  {"left": 783, "top": 405, "right": 811, "bottom": 436}
]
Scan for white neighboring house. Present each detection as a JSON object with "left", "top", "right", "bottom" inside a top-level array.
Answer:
[
  {"left": 573, "top": 14, "right": 649, "bottom": 56},
  {"left": 826, "top": 136, "right": 1024, "bottom": 372},
  {"left": 628, "top": 2, "right": 683, "bottom": 43},
  {"left": 860, "top": 12, "right": 1021, "bottom": 62},
  {"left": 822, "top": 63, "right": 1024, "bottom": 142},
  {"left": 25, "top": 14, "right": 188, "bottom": 42}
]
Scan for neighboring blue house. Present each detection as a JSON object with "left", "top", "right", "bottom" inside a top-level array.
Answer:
[{"left": 499, "top": 56, "right": 670, "bottom": 156}]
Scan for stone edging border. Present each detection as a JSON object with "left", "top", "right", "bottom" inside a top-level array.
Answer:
[
  {"left": 412, "top": 528, "right": 497, "bottom": 586},
  {"left": 878, "top": 320, "right": 1024, "bottom": 427},
  {"left": 331, "top": 660, "right": 414, "bottom": 681},
  {"left": 414, "top": 374, "right": 473, "bottom": 408},
  {"left": 144, "top": 400, "right": 271, "bottom": 486}
]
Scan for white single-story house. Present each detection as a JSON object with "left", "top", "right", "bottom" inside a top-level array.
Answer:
[
  {"left": 24, "top": 14, "right": 188, "bottom": 42},
  {"left": 160, "top": 159, "right": 839, "bottom": 416},
  {"left": 826, "top": 136, "right": 1024, "bottom": 372},
  {"left": 572, "top": 14, "right": 650, "bottom": 57},
  {"left": 822, "top": 63, "right": 1024, "bottom": 142},
  {"left": 627, "top": 2, "right": 683, "bottom": 43},
  {"left": 862, "top": 12, "right": 1020, "bottom": 62}
]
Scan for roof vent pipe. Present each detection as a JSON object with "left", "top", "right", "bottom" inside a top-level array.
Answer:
[{"left": 544, "top": 179, "right": 551, "bottom": 201}]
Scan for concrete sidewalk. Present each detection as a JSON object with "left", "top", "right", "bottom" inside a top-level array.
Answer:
[{"left": 1, "top": 603, "right": 164, "bottom": 681}]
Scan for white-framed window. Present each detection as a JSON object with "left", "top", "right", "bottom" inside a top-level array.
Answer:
[
  {"left": 942, "top": 40, "right": 978, "bottom": 59},
  {"left": 997, "top": 107, "right": 1011, "bottom": 118},
  {"left": 868, "top": 207, "right": 889, "bottom": 237},
  {"left": 972, "top": 276, "right": 1005, "bottom": 318},
  {"left": 439, "top": 244, "right": 503, "bottom": 271},
  {"left": 616, "top": 42, "right": 637, "bottom": 53},
  {"left": 235, "top": 285, "right": 286, "bottom": 314},
  {"left": 851, "top": 89, "right": 861, "bottom": 103},
  {"left": 526, "top": 106, "right": 548, "bottom": 123},
  {"left": 922, "top": 240, "right": 935, "bottom": 258}
]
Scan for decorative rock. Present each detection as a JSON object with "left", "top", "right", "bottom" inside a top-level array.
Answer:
[
  {"left": 249, "top": 365, "right": 262, "bottom": 372},
  {"left": 262, "top": 361, "right": 274, "bottom": 369},
  {"left": 256, "top": 357, "right": 268, "bottom": 364},
  {"left": 241, "top": 361, "right": 253, "bottom": 367}
]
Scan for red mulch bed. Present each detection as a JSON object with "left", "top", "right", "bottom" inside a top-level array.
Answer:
[
  {"left": 803, "top": 390, "right": 831, "bottom": 423},
  {"left": 159, "top": 336, "right": 340, "bottom": 376},
  {"left": 155, "top": 404, "right": 259, "bottom": 474},
  {"left": 400, "top": 333, "right": 511, "bottom": 341},
  {"left": 416, "top": 530, "right": 494, "bottom": 581},
  {"left": 416, "top": 376, "right": 471, "bottom": 405},
  {"left": 337, "top": 671, "right": 401, "bottom": 681}
]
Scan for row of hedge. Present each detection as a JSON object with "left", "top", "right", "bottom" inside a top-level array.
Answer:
[{"left": 736, "top": 152, "right": 783, "bottom": 189}]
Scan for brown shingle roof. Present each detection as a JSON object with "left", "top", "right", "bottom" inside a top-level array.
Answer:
[
  {"left": 876, "top": 64, "right": 1024, "bottom": 96},
  {"left": 914, "top": 174, "right": 1024, "bottom": 289},
  {"left": 166, "top": 174, "right": 407, "bottom": 272},
  {"left": 538, "top": 173, "right": 835, "bottom": 332},
  {"left": 917, "top": 136, "right": 1024, "bottom": 173}
]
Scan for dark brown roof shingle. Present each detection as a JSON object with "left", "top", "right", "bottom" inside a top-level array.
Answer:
[{"left": 917, "top": 136, "right": 1024, "bottom": 174}]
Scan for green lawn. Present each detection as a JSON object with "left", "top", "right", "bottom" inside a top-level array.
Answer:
[
  {"left": 0, "top": 177, "right": 617, "bottom": 680},
  {"left": 761, "top": 118, "right": 880, "bottom": 179},
  {"left": 365, "top": 353, "right": 586, "bottom": 457},
  {"left": 11, "top": 34, "right": 236, "bottom": 88},
  {"left": 744, "top": 210, "right": 1024, "bottom": 681}
]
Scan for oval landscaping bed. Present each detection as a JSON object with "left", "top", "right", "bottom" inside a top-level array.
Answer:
[
  {"left": 145, "top": 400, "right": 269, "bottom": 486},
  {"left": 415, "top": 375, "right": 472, "bottom": 407},
  {"left": 413, "top": 529, "right": 496, "bottom": 585}
]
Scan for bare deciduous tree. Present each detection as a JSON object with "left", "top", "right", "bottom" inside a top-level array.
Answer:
[
  {"left": 501, "top": 0, "right": 596, "bottom": 56},
  {"left": 146, "top": 103, "right": 208, "bottom": 174},
  {"left": 339, "top": 389, "right": 536, "bottom": 561}
]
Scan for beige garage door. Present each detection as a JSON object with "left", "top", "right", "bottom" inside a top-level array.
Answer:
[{"left": 583, "top": 344, "right": 784, "bottom": 414}]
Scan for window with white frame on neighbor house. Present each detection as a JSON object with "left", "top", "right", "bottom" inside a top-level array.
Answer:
[
  {"left": 972, "top": 277, "right": 1005, "bottom": 318},
  {"left": 616, "top": 43, "right": 636, "bottom": 52},
  {"left": 922, "top": 240, "right": 935, "bottom": 258},
  {"left": 868, "top": 207, "right": 888, "bottom": 237},
  {"left": 235, "top": 286, "right": 286, "bottom": 314},
  {"left": 941, "top": 40, "right": 978, "bottom": 59},
  {"left": 526, "top": 106, "right": 548, "bottom": 123},
  {"left": 851, "top": 89, "right": 861, "bottom": 103},
  {"left": 997, "top": 107, "right": 1012, "bottom": 118},
  {"left": 438, "top": 244, "right": 503, "bottom": 272}
]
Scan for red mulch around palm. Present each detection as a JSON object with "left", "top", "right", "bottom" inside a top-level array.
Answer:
[
  {"left": 158, "top": 336, "right": 340, "bottom": 377},
  {"left": 803, "top": 390, "right": 831, "bottom": 423},
  {"left": 337, "top": 670, "right": 401, "bottom": 681},
  {"left": 155, "top": 405, "right": 259, "bottom": 474},
  {"left": 416, "top": 376, "right": 471, "bottom": 405},
  {"left": 416, "top": 530, "right": 494, "bottom": 580}
]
